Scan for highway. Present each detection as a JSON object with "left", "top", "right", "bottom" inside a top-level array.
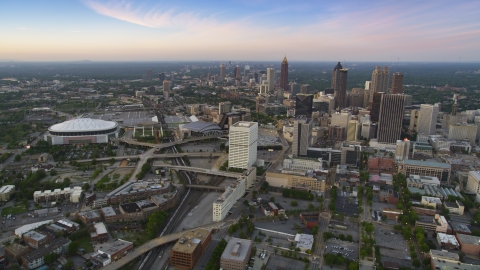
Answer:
[
  {"left": 118, "top": 134, "right": 225, "bottom": 148},
  {"left": 73, "top": 152, "right": 224, "bottom": 163},
  {"left": 158, "top": 164, "right": 243, "bottom": 179},
  {"left": 101, "top": 221, "right": 228, "bottom": 270}
]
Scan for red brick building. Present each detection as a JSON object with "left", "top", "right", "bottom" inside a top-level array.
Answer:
[
  {"left": 170, "top": 228, "right": 212, "bottom": 270},
  {"left": 368, "top": 157, "right": 394, "bottom": 173},
  {"left": 300, "top": 212, "right": 319, "bottom": 229}
]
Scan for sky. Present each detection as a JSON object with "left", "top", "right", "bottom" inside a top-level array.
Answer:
[{"left": 1, "top": 0, "right": 480, "bottom": 62}]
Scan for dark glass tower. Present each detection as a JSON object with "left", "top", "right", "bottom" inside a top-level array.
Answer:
[
  {"left": 332, "top": 62, "right": 348, "bottom": 109},
  {"left": 280, "top": 56, "right": 288, "bottom": 91},
  {"left": 295, "top": 94, "right": 313, "bottom": 118}
]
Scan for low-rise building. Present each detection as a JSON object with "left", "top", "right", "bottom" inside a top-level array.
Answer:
[
  {"left": 415, "top": 214, "right": 450, "bottom": 233},
  {"left": 21, "top": 237, "right": 70, "bottom": 270},
  {"left": 456, "top": 233, "right": 480, "bottom": 256},
  {"left": 33, "top": 187, "right": 82, "bottom": 203},
  {"left": 436, "top": 233, "right": 460, "bottom": 250},
  {"left": 91, "top": 222, "right": 108, "bottom": 243},
  {"left": 429, "top": 249, "right": 478, "bottom": 270},
  {"left": 379, "top": 190, "right": 399, "bottom": 205},
  {"left": 266, "top": 171, "right": 326, "bottom": 192},
  {"left": 444, "top": 200, "right": 465, "bottom": 215},
  {"left": 382, "top": 208, "right": 402, "bottom": 220},
  {"left": 300, "top": 212, "right": 319, "bottom": 229},
  {"left": 295, "top": 234, "right": 314, "bottom": 252},
  {"left": 220, "top": 238, "right": 252, "bottom": 270},
  {"left": 23, "top": 231, "right": 50, "bottom": 249},
  {"left": 96, "top": 239, "right": 133, "bottom": 262},
  {"left": 400, "top": 160, "right": 451, "bottom": 183},
  {"left": 54, "top": 219, "right": 79, "bottom": 232},
  {"left": 407, "top": 175, "right": 440, "bottom": 188},
  {"left": 170, "top": 228, "right": 212, "bottom": 270},
  {"left": 421, "top": 196, "right": 442, "bottom": 209},
  {"left": 449, "top": 221, "right": 471, "bottom": 235},
  {"left": 0, "top": 185, "right": 15, "bottom": 201},
  {"left": 76, "top": 210, "right": 101, "bottom": 225},
  {"left": 5, "top": 243, "right": 29, "bottom": 261},
  {"left": 213, "top": 179, "right": 245, "bottom": 222}
]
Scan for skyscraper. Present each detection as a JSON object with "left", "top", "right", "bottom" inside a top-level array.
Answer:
[
  {"left": 277, "top": 88, "right": 284, "bottom": 104},
  {"left": 370, "top": 92, "right": 383, "bottom": 122},
  {"left": 234, "top": 66, "right": 241, "bottom": 80},
  {"left": 370, "top": 66, "right": 389, "bottom": 103},
  {"left": 163, "top": 80, "right": 170, "bottom": 99},
  {"left": 295, "top": 94, "right": 313, "bottom": 118},
  {"left": 331, "top": 62, "right": 348, "bottom": 109},
  {"left": 228, "top": 122, "right": 258, "bottom": 169},
  {"left": 219, "top": 63, "right": 226, "bottom": 82},
  {"left": 259, "top": 81, "right": 269, "bottom": 95},
  {"left": 417, "top": 104, "right": 439, "bottom": 135},
  {"left": 391, "top": 72, "right": 404, "bottom": 94},
  {"left": 292, "top": 116, "right": 313, "bottom": 157},
  {"left": 267, "top": 68, "right": 275, "bottom": 94},
  {"left": 377, "top": 94, "right": 405, "bottom": 143},
  {"left": 280, "top": 56, "right": 288, "bottom": 92},
  {"left": 290, "top": 82, "right": 301, "bottom": 98}
]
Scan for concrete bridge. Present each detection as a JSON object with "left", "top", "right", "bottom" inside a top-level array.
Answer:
[
  {"left": 74, "top": 152, "right": 224, "bottom": 163},
  {"left": 101, "top": 221, "right": 228, "bottom": 270},
  {"left": 185, "top": 184, "right": 225, "bottom": 191},
  {"left": 159, "top": 164, "right": 243, "bottom": 179},
  {"left": 116, "top": 134, "right": 225, "bottom": 148}
]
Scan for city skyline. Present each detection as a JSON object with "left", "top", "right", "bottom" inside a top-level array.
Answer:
[{"left": 1, "top": 0, "right": 479, "bottom": 62}]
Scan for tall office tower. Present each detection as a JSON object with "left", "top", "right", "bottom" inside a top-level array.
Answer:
[
  {"left": 280, "top": 56, "right": 288, "bottom": 92},
  {"left": 253, "top": 72, "right": 259, "bottom": 83},
  {"left": 260, "top": 74, "right": 268, "bottom": 84},
  {"left": 277, "top": 87, "right": 284, "bottom": 104},
  {"left": 365, "top": 81, "right": 372, "bottom": 90},
  {"left": 158, "top": 72, "right": 165, "bottom": 82},
  {"left": 244, "top": 65, "right": 250, "bottom": 76},
  {"left": 395, "top": 139, "right": 411, "bottom": 161},
  {"left": 163, "top": 80, "right": 170, "bottom": 99},
  {"left": 331, "top": 112, "right": 350, "bottom": 129},
  {"left": 409, "top": 110, "right": 420, "bottom": 132},
  {"left": 452, "top": 93, "right": 459, "bottom": 116},
  {"left": 229, "top": 122, "right": 258, "bottom": 169},
  {"left": 295, "top": 94, "right": 314, "bottom": 118},
  {"left": 370, "top": 92, "right": 383, "bottom": 122},
  {"left": 347, "top": 120, "right": 360, "bottom": 141},
  {"left": 259, "top": 81, "right": 269, "bottom": 95},
  {"left": 331, "top": 62, "right": 348, "bottom": 109},
  {"left": 292, "top": 116, "right": 313, "bottom": 157},
  {"left": 370, "top": 66, "right": 389, "bottom": 103},
  {"left": 219, "top": 63, "right": 226, "bottom": 82},
  {"left": 418, "top": 104, "right": 439, "bottom": 135},
  {"left": 219, "top": 101, "right": 232, "bottom": 114},
  {"left": 234, "top": 66, "right": 241, "bottom": 80},
  {"left": 290, "top": 82, "right": 301, "bottom": 97},
  {"left": 391, "top": 72, "right": 404, "bottom": 94},
  {"left": 377, "top": 94, "right": 405, "bottom": 143},
  {"left": 145, "top": 69, "right": 152, "bottom": 82},
  {"left": 267, "top": 68, "right": 275, "bottom": 93},
  {"left": 301, "top": 84, "right": 311, "bottom": 94}
]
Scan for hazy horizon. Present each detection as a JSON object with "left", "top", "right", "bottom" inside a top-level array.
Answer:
[{"left": 1, "top": 0, "right": 480, "bottom": 62}]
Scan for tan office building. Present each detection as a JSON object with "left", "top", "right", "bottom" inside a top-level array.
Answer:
[{"left": 220, "top": 238, "right": 252, "bottom": 270}]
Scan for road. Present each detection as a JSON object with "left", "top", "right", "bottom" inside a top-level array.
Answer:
[{"left": 0, "top": 132, "right": 44, "bottom": 171}]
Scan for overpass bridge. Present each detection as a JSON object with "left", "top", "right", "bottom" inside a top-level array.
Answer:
[
  {"left": 116, "top": 134, "right": 226, "bottom": 148},
  {"left": 185, "top": 184, "right": 225, "bottom": 191},
  {"left": 157, "top": 164, "right": 243, "bottom": 179},
  {"left": 101, "top": 221, "right": 228, "bottom": 270},
  {"left": 74, "top": 152, "right": 224, "bottom": 163}
]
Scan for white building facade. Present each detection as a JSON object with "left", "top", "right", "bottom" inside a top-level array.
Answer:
[
  {"left": 228, "top": 122, "right": 258, "bottom": 169},
  {"left": 213, "top": 179, "right": 246, "bottom": 221}
]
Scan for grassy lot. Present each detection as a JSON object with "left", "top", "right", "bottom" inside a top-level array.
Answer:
[
  {"left": 120, "top": 230, "right": 150, "bottom": 247},
  {"left": 1, "top": 204, "right": 28, "bottom": 216},
  {"left": 76, "top": 236, "right": 94, "bottom": 253}
]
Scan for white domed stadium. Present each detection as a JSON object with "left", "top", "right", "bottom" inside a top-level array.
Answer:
[{"left": 45, "top": 118, "right": 119, "bottom": 145}]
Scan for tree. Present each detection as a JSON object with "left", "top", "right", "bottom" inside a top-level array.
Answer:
[
  {"left": 14, "top": 155, "right": 21, "bottom": 162},
  {"left": 308, "top": 203, "right": 315, "bottom": 210},
  {"left": 349, "top": 262, "right": 359, "bottom": 270},
  {"left": 146, "top": 210, "right": 168, "bottom": 239},
  {"left": 290, "top": 201, "right": 298, "bottom": 207},
  {"left": 269, "top": 196, "right": 275, "bottom": 202},
  {"left": 64, "top": 259, "right": 74, "bottom": 270},
  {"left": 412, "top": 258, "right": 421, "bottom": 268},
  {"left": 49, "top": 169, "right": 57, "bottom": 176},
  {"left": 312, "top": 225, "right": 319, "bottom": 235},
  {"left": 68, "top": 241, "right": 79, "bottom": 255},
  {"left": 346, "top": 235, "right": 353, "bottom": 242},
  {"left": 360, "top": 248, "right": 367, "bottom": 259}
]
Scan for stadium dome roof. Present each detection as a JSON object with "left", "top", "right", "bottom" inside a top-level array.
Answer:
[
  {"left": 181, "top": 122, "right": 221, "bottom": 133},
  {"left": 49, "top": 118, "right": 117, "bottom": 132}
]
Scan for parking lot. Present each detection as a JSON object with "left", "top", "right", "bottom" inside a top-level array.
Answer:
[
  {"left": 265, "top": 254, "right": 306, "bottom": 270},
  {"left": 374, "top": 224, "right": 411, "bottom": 267},
  {"left": 334, "top": 194, "right": 359, "bottom": 217},
  {"left": 325, "top": 238, "right": 359, "bottom": 260}
]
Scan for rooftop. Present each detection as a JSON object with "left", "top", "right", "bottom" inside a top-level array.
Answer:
[
  {"left": 120, "top": 202, "right": 141, "bottom": 213},
  {"left": 97, "top": 239, "right": 133, "bottom": 256},
  {"left": 429, "top": 249, "right": 459, "bottom": 261},
  {"left": 49, "top": 118, "right": 117, "bottom": 132},
  {"left": 23, "top": 231, "right": 47, "bottom": 241},
  {"left": 172, "top": 228, "right": 211, "bottom": 254},
  {"left": 437, "top": 233, "right": 459, "bottom": 246},
  {"left": 22, "top": 237, "right": 70, "bottom": 261},
  {"left": 295, "top": 233, "right": 314, "bottom": 250},
  {"left": 101, "top": 206, "right": 117, "bottom": 217},
  {"left": 231, "top": 121, "right": 257, "bottom": 128},
  {"left": 456, "top": 233, "right": 480, "bottom": 246},
  {"left": 78, "top": 210, "right": 100, "bottom": 219},
  {"left": 403, "top": 159, "right": 451, "bottom": 169},
  {"left": 221, "top": 238, "right": 252, "bottom": 262},
  {"left": 449, "top": 221, "right": 471, "bottom": 233},
  {"left": 422, "top": 196, "right": 442, "bottom": 204},
  {"left": 94, "top": 222, "right": 108, "bottom": 235}
]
